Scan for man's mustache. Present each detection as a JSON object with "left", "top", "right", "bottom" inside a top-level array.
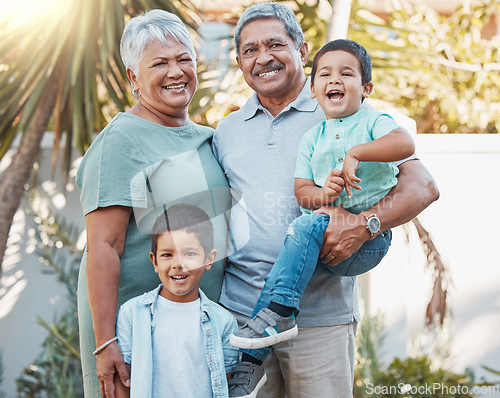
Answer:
[{"left": 252, "top": 63, "right": 285, "bottom": 76}]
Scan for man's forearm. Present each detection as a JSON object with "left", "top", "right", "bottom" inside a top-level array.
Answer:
[{"left": 369, "top": 159, "right": 439, "bottom": 233}]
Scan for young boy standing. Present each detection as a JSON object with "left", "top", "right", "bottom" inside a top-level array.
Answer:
[
  {"left": 113, "top": 203, "right": 238, "bottom": 398},
  {"left": 228, "top": 39, "right": 415, "bottom": 397}
]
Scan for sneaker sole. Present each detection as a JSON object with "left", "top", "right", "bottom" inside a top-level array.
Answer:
[
  {"left": 230, "top": 325, "right": 298, "bottom": 349},
  {"left": 233, "top": 373, "right": 268, "bottom": 398}
]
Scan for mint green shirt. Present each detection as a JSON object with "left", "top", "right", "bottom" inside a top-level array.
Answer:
[{"left": 295, "top": 107, "right": 401, "bottom": 213}]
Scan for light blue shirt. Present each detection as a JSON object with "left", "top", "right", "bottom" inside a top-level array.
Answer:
[
  {"left": 295, "top": 107, "right": 401, "bottom": 213},
  {"left": 213, "top": 78, "right": 360, "bottom": 327},
  {"left": 116, "top": 285, "right": 238, "bottom": 398}
]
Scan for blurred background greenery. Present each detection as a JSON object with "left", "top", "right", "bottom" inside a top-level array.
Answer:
[
  {"left": 1, "top": 0, "right": 499, "bottom": 271},
  {"left": 1, "top": 0, "right": 499, "bottom": 395}
]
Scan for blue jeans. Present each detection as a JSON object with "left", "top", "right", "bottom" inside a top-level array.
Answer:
[{"left": 242, "top": 213, "right": 391, "bottom": 362}]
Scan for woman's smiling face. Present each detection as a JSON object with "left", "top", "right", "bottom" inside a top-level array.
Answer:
[{"left": 128, "top": 38, "right": 197, "bottom": 120}]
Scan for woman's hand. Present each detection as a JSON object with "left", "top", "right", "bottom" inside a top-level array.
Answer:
[{"left": 97, "top": 342, "right": 130, "bottom": 397}]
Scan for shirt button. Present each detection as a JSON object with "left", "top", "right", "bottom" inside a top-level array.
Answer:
[
  {"left": 336, "top": 134, "right": 340, "bottom": 139},
  {"left": 272, "top": 125, "right": 277, "bottom": 130},
  {"left": 339, "top": 119, "right": 343, "bottom": 122},
  {"left": 338, "top": 157, "right": 343, "bottom": 162}
]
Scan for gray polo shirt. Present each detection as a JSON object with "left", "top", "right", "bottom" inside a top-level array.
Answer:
[{"left": 212, "top": 78, "right": 360, "bottom": 327}]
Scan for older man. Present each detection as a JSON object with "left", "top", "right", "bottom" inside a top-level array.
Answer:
[{"left": 212, "top": 3, "right": 439, "bottom": 397}]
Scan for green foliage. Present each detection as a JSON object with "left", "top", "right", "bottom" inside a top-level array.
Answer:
[
  {"left": 355, "top": 0, "right": 500, "bottom": 133},
  {"left": 15, "top": 188, "right": 84, "bottom": 397},
  {"left": 16, "top": 311, "right": 83, "bottom": 398},
  {"left": 481, "top": 365, "right": 500, "bottom": 389},
  {"left": 303, "top": 0, "right": 500, "bottom": 133},
  {"left": 365, "top": 357, "right": 475, "bottom": 397},
  {"left": 354, "top": 313, "right": 386, "bottom": 392},
  {"left": 483, "top": 365, "right": 500, "bottom": 377},
  {"left": 192, "top": 0, "right": 500, "bottom": 133},
  {"left": 351, "top": 0, "right": 499, "bottom": 133},
  {"left": 0, "top": 0, "right": 203, "bottom": 165},
  {"left": 354, "top": 316, "right": 475, "bottom": 398}
]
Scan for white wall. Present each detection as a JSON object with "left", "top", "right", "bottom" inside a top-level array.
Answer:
[
  {"left": 365, "top": 134, "right": 500, "bottom": 385},
  {"left": 0, "top": 134, "right": 499, "bottom": 396}
]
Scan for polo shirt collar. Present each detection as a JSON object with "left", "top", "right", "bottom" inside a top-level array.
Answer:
[
  {"left": 290, "top": 77, "right": 318, "bottom": 113},
  {"left": 243, "top": 77, "right": 318, "bottom": 120}
]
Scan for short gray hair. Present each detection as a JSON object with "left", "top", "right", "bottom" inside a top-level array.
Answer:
[
  {"left": 120, "top": 9, "right": 196, "bottom": 75},
  {"left": 234, "top": 2, "right": 305, "bottom": 58}
]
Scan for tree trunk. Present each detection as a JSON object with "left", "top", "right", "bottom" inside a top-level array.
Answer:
[
  {"left": 0, "top": 67, "right": 62, "bottom": 274},
  {"left": 328, "top": 0, "right": 353, "bottom": 40}
]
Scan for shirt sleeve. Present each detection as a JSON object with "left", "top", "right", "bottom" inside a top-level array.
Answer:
[
  {"left": 294, "top": 125, "right": 320, "bottom": 180},
  {"left": 76, "top": 121, "right": 149, "bottom": 215},
  {"left": 211, "top": 131, "right": 220, "bottom": 163},
  {"left": 116, "top": 304, "right": 133, "bottom": 364},
  {"left": 370, "top": 113, "right": 404, "bottom": 141},
  {"left": 222, "top": 315, "right": 239, "bottom": 373}
]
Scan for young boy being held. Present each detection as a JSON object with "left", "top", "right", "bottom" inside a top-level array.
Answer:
[
  {"left": 113, "top": 203, "right": 238, "bottom": 398},
  {"left": 228, "top": 39, "right": 415, "bottom": 397}
]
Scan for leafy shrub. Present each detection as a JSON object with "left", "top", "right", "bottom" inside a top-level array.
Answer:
[
  {"left": 354, "top": 316, "right": 475, "bottom": 397},
  {"left": 15, "top": 188, "right": 84, "bottom": 397}
]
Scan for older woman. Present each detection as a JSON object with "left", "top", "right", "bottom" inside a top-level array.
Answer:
[{"left": 76, "top": 10, "right": 230, "bottom": 397}]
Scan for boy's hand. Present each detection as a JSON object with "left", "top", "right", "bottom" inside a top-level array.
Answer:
[
  {"left": 320, "top": 169, "right": 345, "bottom": 205},
  {"left": 342, "top": 152, "right": 362, "bottom": 198}
]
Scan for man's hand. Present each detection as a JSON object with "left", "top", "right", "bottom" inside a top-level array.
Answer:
[
  {"left": 315, "top": 206, "right": 369, "bottom": 266},
  {"left": 96, "top": 342, "right": 130, "bottom": 398},
  {"left": 342, "top": 152, "right": 362, "bottom": 198},
  {"left": 320, "top": 169, "right": 345, "bottom": 206}
]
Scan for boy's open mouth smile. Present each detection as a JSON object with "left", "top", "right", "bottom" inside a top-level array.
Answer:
[{"left": 327, "top": 89, "right": 344, "bottom": 102}]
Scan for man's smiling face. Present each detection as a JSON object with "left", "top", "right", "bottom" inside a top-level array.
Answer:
[{"left": 236, "top": 18, "right": 307, "bottom": 101}]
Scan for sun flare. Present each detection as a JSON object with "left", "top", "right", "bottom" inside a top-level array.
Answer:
[{"left": 5, "top": 0, "right": 71, "bottom": 30}]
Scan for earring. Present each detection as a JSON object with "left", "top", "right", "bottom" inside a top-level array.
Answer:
[{"left": 132, "top": 87, "right": 140, "bottom": 97}]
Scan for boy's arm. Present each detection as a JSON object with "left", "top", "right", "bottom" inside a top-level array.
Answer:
[
  {"left": 317, "top": 159, "right": 439, "bottom": 265},
  {"left": 295, "top": 169, "right": 345, "bottom": 210},
  {"left": 343, "top": 128, "right": 415, "bottom": 197},
  {"left": 114, "top": 364, "right": 131, "bottom": 398}
]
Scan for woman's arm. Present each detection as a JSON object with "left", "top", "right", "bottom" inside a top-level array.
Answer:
[
  {"left": 86, "top": 206, "right": 132, "bottom": 398},
  {"left": 317, "top": 159, "right": 439, "bottom": 265}
]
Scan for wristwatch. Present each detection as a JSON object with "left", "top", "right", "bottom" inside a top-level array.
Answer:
[{"left": 362, "top": 212, "right": 381, "bottom": 236}]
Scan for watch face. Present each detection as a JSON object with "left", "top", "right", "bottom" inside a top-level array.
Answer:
[{"left": 367, "top": 216, "right": 381, "bottom": 233}]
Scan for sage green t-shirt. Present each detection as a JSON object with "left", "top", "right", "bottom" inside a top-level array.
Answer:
[{"left": 76, "top": 112, "right": 230, "bottom": 306}]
